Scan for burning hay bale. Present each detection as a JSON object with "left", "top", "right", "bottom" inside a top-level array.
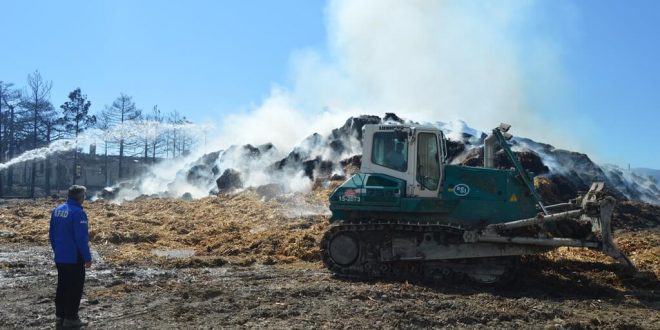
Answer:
[
  {"left": 98, "top": 187, "right": 117, "bottom": 200},
  {"left": 216, "top": 169, "right": 243, "bottom": 193},
  {"left": 180, "top": 192, "right": 194, "bottom": 201},
  {"left": 496, "top": 150, "right": 549, "bottom": 175},
  {"left": 186, "top": 164, "right": 219, "bottom": 187},
  {"left": 534, "top": 176, "right": 563, "bottom": 204},
  {"left": 340, "top": 155, "right": 361, "bottom": 176},
  {"left": 255, "top": 184, "right": 285, "bottom": 201},
  {"left": 613, "top": 201, "right": 660, "bottom": 229}
]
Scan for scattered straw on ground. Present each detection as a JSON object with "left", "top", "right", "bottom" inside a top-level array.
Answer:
[
  {"left": 0, "top": 190, "right": 657, "bottom": 277},
  {"left": 0, "top": 189, "right": 331, "bottom": 267}
]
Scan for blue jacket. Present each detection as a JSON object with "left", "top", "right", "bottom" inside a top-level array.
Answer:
[{"left": 49, "top": 199, "right": 92, "bottom": 263}]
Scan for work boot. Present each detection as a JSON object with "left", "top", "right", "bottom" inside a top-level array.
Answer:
[
  {"left": 55, "top": 317, "right": 64, "bottom": 329},
  {"left": 61, "top": 318, "right": 87, "bottom": 329}
]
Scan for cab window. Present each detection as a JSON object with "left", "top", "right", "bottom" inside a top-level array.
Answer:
[
  {"left": 416, "top": 132, "right": 440, "bottom": 190},
  {"left": 371, "top": 132, "right": 408, "bottom": 172}
]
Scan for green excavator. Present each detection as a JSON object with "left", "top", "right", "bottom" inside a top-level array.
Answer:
[{"left": 322, "top": 123, "right": 635, "bottom": 283}]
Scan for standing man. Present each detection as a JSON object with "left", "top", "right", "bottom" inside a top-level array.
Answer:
[{"left": 49, "top": 185, "right": 92, "bottom": 328}]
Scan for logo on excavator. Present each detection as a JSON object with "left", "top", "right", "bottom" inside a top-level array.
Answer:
[
  {"left": 339, "top": 189, "right": 361, "bottom": 202},
  {"left": 453, "top": 184, "right": 470, "bottom": 196}
]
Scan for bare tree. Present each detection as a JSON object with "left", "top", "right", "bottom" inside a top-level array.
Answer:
[
  {"left": 0, "top": 81, "right": 21, "bottom": 196},
  {"left": 167, "top": 110, "right": 181, "bottom": 158},
  {"left": 166, "top": 110, "right": 195, "bottom": 158},
  {"left": 0, "top": 81, "right": 21, "bottom": 195},
  {"left": 39, "top": 103, "right": 65, "bottom": 195},
  {"left": 178, "top": 116, "right": 195, "bottom": 156},
  {"left": 164, "top": 110, "right": 198, "bottom": 158},
  {"left": 21, "top": 71, "right": 53, "bottom": 198},
  {"left": 136, "top": 105, "right": 166, "bottom": 162},
  {"left": 150, "top": 105, "right": 165, "bottom": 161},
  {"left": 95, "top": 111, "right": 113, "bottom": 186},
  {"left": 102, "top": 93, "right": 140, "bottom": 180},
  {"left": 61, "top": 88, "right": 96, "bottom": 184}
]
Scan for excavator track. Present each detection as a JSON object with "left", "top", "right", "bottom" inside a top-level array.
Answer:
[{"left": 321, "top": 221, "right": 519, "bottom": 284}]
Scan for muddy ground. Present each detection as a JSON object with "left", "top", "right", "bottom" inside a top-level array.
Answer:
[{"left": 0, "top": 191, "right": 658, "bottom": 329}]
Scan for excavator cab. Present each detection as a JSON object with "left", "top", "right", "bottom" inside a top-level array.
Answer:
[{"left": 361, "top": 125, "right": 447, "bottom": 198}]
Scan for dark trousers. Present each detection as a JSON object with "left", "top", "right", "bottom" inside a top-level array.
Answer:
[{"left": 55, "top": 260, "right": 85, "bottom": 320}]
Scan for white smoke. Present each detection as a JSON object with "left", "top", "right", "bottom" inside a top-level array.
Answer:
[
  {"left": 513, "top": 138, "right": 563, "bottom": 173},
  {"left": 218, "top": 88, "right": 359, "bottom": 153},
  {"left": 9, "top": 0, "right": 596, "bottom": 204},
  {"left": 435, "top": 120, "right": 486, "bottom": 145},
  {"left": 101, "top": 0, "right": 581, "bottom": 201},
  {"left": 0, "top": 140, "right": 78, "bottom": 171},
  {"left": 217, "top": 0, "right": 582, "bottom": 152},
  {"left": 117, "top": 154, "right": 207, "bottom": 201},
  {"left": 0, "top": 120, "right": 208, "bottom": 179},
  {"left": 601, "top": 164, "right": 660, "bottom": 205}
]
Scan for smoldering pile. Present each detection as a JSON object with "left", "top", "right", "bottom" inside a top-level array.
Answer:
[
  {"left": 98, "top": 113, "right": 389, "bottom": 202},
  {"left": 98, "top": 112, "right": 660, "bottom": 206},
  {"left": 434, "top": 122, "right": 659, "bottom": 205},
  {"left": 179, "top": 113, "right": 394, "bottom": 196}
]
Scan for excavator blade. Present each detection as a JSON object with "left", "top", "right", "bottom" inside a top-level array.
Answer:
[
  {"left": 589, "top": 196, "right": 637, "bottom": 270},
  {"left": 477, "top": 182, "right": 637, "bottom": 270}
]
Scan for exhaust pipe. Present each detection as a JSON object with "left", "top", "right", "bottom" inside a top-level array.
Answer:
[{"left": 483, "top": 134, "right": 497, "bottom": 168}]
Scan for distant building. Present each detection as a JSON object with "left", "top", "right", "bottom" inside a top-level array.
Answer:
[{"left": 1, "top": 147, "right": 155, "bottom": 198}]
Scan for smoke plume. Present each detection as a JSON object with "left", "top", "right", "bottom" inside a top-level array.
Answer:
[
  {"left": 217, "top": 0, "right": 581, "bottom": 152},
  {"left": 99, "top": 0, "right": 590, "bottom": 202},
  {"left": 7, "top": 1, "right": 624, "bottom": 206}
]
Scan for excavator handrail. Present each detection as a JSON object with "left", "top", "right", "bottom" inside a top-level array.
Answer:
[{"left": 492, "top": 128, "right": 549, "bottom": 215}]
